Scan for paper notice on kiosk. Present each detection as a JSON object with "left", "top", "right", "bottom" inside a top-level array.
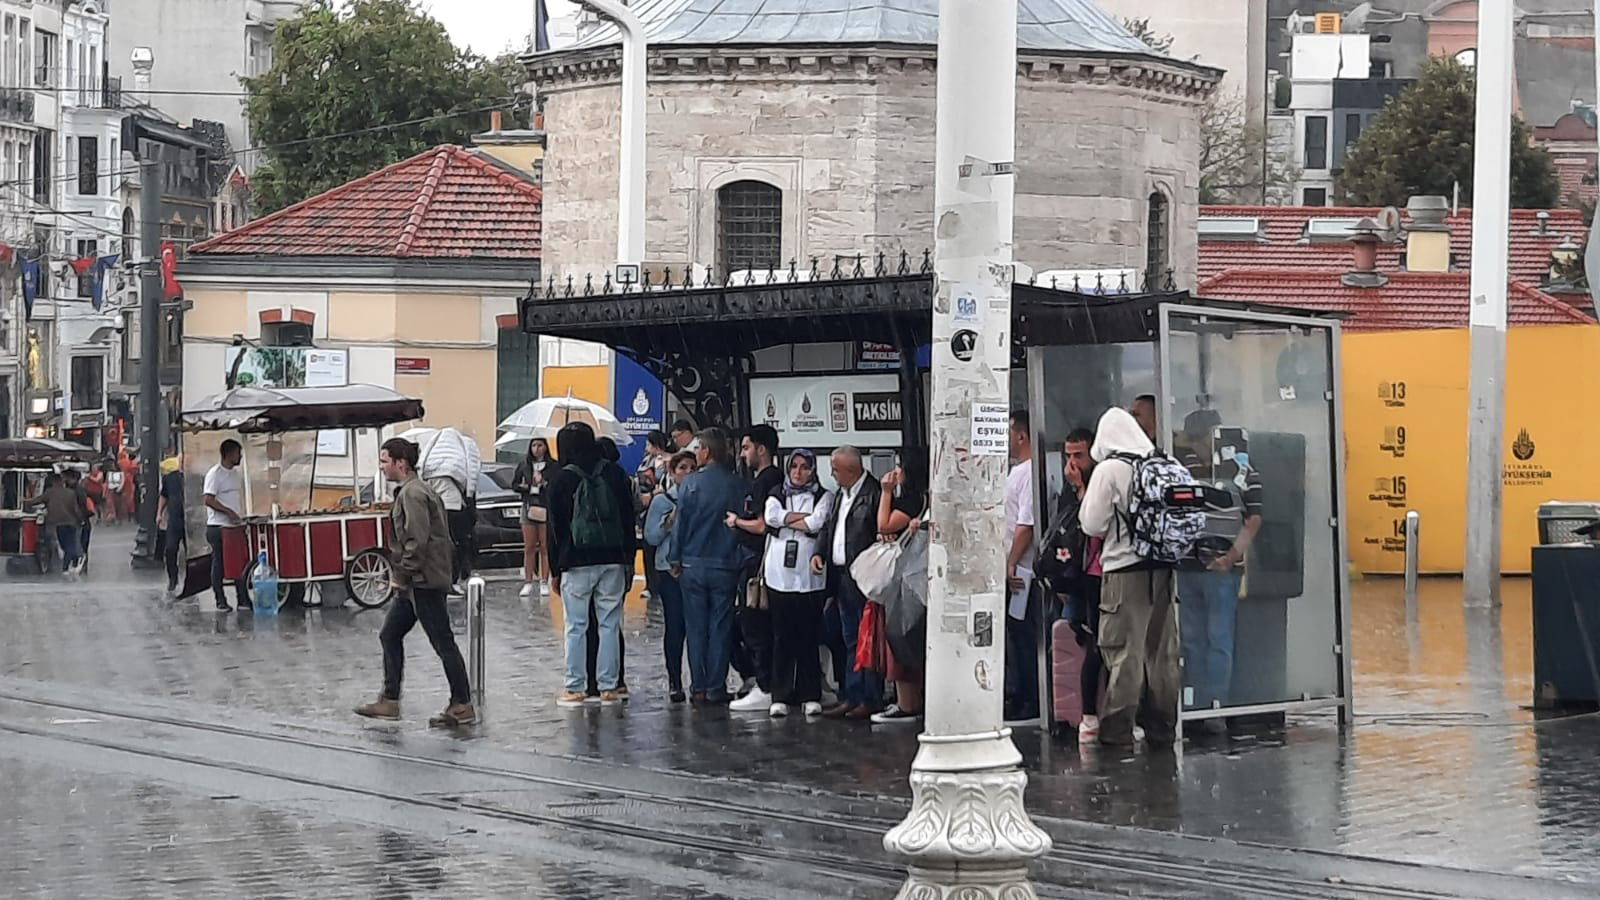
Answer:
[{"left": 971, "top": 403, "right": 1009, "bottom": 456}]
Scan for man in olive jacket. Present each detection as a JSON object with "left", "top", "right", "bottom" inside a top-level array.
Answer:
[{"left": 355, "top": 437, "right": 475, "bottom": 727}]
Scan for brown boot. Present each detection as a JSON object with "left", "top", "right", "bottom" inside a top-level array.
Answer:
[
  {"left": 354, "top": 697, "right": 400, "bottom": 720},
  {"left": 429, "top": 702, "right": 476, "bottom": 727}
]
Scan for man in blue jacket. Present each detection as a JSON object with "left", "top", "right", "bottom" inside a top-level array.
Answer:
[{"left": 666, "top": 427, "right": 748, "bottom": 704}]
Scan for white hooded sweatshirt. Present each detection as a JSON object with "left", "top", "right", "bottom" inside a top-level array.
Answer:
[{"left": 1079, "top": 406, "right": 1156, "bottom": 574}]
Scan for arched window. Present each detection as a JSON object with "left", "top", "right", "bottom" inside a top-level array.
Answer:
[
  {"left": 716, "top": 180, "right": 782, "bottom": 278},
  {"left": 1145, "top": 190, "right": 1170, "bottom": 286},
  {"left": 121, "top": 207, "right": 135, "bottom": 259},
  {"left": 1455, "top": 48, "right": 1476, "bottom": 69}
]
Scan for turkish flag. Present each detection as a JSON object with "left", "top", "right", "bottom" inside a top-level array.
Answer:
[
  {"left": 160, "top": 241, "right": 182, "bottom": 301},
  {"left": 69, "top": 257, "right": 95, "bottom": 275}
]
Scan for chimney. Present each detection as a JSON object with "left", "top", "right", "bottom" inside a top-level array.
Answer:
[
  {"left": 130, "top": 47, "right": 155, "bottom": 106},
  {"left": 1404, "top": 195, "right": 1451, "bottom": 272},
  {"left": 1342, "top": 218, "right": 1389, "bottom": 287},
  {"left": 1535, "top": 210, "right": 1550, "bottom": 235},
  {"left": 1548, "top": 235, "right": 1583, "bottom": 288},
  {"left": 489, "top": 110, "right": 503, "bottom": 133}
]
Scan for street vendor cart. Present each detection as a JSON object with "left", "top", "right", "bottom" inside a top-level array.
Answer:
[
  {"left": 177, "top": 384, "right": 424, "bottom": 609},
  {"left": 1, "top": 438, "right": 101, "bottom": 575}
]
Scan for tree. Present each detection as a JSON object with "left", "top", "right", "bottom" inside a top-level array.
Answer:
[
  {"left": 243, "top": 0, "right": 527, "bottom": 213},
  {"left": 1339, "top": 56, "right": 1559, "bottom": 208},
  {"left": 1122, "top": 17, "right": 1174, "bottom": 55},
  {"left": 1200, "top": 92, "right": 1300, "bottom": 204}
]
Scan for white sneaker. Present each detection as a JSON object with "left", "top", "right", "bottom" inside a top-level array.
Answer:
[
  {"left": 769, "top": 703, "right": 790, "bottom": 718},
  {"left": 1133, "top": 725, "right": 1147, "bottom": 743},
  {"left": 729, "top": 687, "right": 772, "bottom": 712},
  {"left": 803, "top": 701, "right": 823, "bottom": 718},
  {"left": 1078, "top": 715, "right": 1101, "bottom": 741},
  {"left": 518, "top": 583, "right": 534, "bottom": 598},
  {"left": 449, "top": 584, "right": 465, "bottom": 598},
  {"left": 540, "top": 579, "right": 551, "bottom": 596}
]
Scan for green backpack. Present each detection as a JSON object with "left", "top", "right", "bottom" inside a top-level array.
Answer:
[{"left": 565, "top": 461, "right": 626, "bottom": 551}]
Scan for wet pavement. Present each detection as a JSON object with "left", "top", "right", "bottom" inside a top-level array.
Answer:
[{"left": 2, "top": 528, "right": 1597, "bottom": 897}]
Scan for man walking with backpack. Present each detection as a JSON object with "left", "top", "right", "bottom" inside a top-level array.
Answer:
[
  {"left": 546, "top": 422, "right": 636, "bottom": 708},
  {"left": 1078, "top": 406, "right": 1202, "bottom": 748}
]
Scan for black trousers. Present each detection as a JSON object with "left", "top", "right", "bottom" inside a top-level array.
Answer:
[
  {"left": 204, "top": 525, "right": 242, "bottom": 605},
  {"left": 448, "top": 507, "right": 474, "bottom": 584},
  {"left": 768, "top": 589, "right": 824, "bottom": 704},
  {"left": 380, "top": 587, "right": 472, "bottom": 705},
  {"left": 163, "top": 529, "right": 185, "bottom": 589},
  {"left": 734, "top": 560, "right": 773, "bottom": 691},
  {"left": 1005, "top": 582, "right": 1043, "bottom": 719}
]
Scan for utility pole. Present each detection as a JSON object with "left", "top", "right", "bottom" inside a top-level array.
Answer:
[
  {"left": 1462, "top": 0, "right": 1513, "bottom": 607},
  {"left": 882, "top": 1, "right": 1050, "bottom": 896},
  {"left": 130, "top": 156, "right": 164, "bottom": 564},
  {"left": 568, "top": 0, "right": 645, "bottom": 274}
]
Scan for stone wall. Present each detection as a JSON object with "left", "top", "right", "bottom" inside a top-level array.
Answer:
[{"left": 535, "top": 50, "right": 1212, "bottom": 289}]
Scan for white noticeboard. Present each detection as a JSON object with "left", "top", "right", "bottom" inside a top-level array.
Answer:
[
  {"left": 970, "top": 403, "right": 1009, "bottom": 456},
  {"left": 749, "top": 374, "right": 903, "bottom": 450},
  {"left": 304, "top": 349, "right": 349, "bottom": 455},
  {"left": 223, "top": 347, "right": 350, "bottom": 455}
]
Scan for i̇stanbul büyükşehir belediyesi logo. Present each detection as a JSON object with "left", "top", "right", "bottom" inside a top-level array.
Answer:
[{"left": 1511, "top": 428, "right": 1536, "bottom": 461}]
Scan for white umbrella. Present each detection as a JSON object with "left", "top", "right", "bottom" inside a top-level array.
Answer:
[{"left": 496, "top": 396, "right": 633, "bottom": 446}]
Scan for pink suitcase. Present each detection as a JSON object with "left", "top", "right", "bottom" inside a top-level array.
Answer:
[{"left": 1050, "top": 619, "right": 1106, "bottom": 738}]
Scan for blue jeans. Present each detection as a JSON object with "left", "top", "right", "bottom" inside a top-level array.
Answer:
[
  {"left": 55, "top": 525, "right": 83, "bottom": 569},
  {"left": 657, "top": 571, "right": 686, "bottom": 691},
  {"left": 831, "top": 568, "right": 883, "bottom": 708},
  {"left": 679, "top": 565, "right": 739, "bottom": 699},
  {"left": 560, "top": 564, "right": 627, "bottom": 693},
  {"left": 1178, "top": 569, "right": 1242, "bottom": 710}
]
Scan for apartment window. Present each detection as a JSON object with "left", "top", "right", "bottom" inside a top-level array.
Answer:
[
  {"left": 77, "top": 136, "right": 97, "bottom": 195},
  {"left": 1303, "top": 187, "right": 1328, "bottom": 207},
  {"left": 716, "top": 180, "right": 783, "bottom": 278},
  {"left": 122, "top": 207, "right": 134, "bottom": 258},
  {"left": 77, "top": 40, "right": 86, "bottom": 104},
  {"left": 35, "top": 30, "right": 55, "bottom": 87},
  {"left": 75, "top": 239, "right": 97, "bottom": 298},
  {"left": 69, "top": 356, "right": 105, "bottom": 413},
  {"left": 65, "top": 38, "right": 74, "bottom": 100},
  {"left": 1345, "top": 113, "right": 1362, "bottom": 152},
  {"left": 19, "top": 20, "right": 28, "bottom": 88},
  {"left": 4, "top": 16, "right": 14, "bottom": 89},
  {"left": 13, "top": 137, "right": 24, "bottom": 186},
  {"left": 1304, "top": 115, "right": 1328, "bottom": 170},
  {"left": 32, "top": 128, "right": 52, "bottom": 204},
  {"left": 3, "top": 145, "right": 11, "bottom": 200},
  {"left": 1145, "top": 190, "right": 1170, "bottom": 284},
  {"left": 88, "top": 44, "right": 97, "bottom": 98}
]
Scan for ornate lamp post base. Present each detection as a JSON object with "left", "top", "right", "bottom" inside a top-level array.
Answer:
[{"left": 884, "top": 748, "right": 1052, "bottom": 898}]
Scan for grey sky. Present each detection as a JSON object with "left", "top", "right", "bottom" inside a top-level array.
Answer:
[{"left": 425, "top": 0, "right": 581, "bottom": 56}]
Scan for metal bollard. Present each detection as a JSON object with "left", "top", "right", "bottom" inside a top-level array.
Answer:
[
  {"left": 1403, "top": 510, "right": 1420, "bottom": 601},
  {"left": 466, "top": 576, "right": 486, "bottom": 712}
]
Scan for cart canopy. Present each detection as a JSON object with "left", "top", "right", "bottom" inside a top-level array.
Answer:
[
  {"left": 0, "top": 438, "right": 102, "bottom": 467},
  {"left": 179, "top": 384, "right": 425, "bottom": 433}
]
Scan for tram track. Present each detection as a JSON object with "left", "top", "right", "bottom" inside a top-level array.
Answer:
[{"left": 0, "top": 686, "right": 1553, "bottom": 900}]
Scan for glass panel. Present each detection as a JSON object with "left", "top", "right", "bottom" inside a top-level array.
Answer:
[{"left": 1163, "top": 310, "right": 1342, "bottom": 714}]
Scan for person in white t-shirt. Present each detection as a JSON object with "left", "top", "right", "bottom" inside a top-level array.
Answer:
[
  {"left": 203, "top": 439, "right": 246, "bottom": 612},
  {"left": 1004, "top": 410, "right": 1040, "bottom": 722}
]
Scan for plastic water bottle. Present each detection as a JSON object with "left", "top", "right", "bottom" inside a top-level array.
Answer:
[{"left": 251, "top": 551, "right": 279, "bottom": 616}]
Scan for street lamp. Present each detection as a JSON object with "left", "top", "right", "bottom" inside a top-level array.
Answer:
[
  {"left": 566, "top": 0, "right": 646, "bottom": 278},
  {"left": 1461, "top": 0, "right": 1513, "bottom": 607},
  {"left": 882, "top": 1, "right": 1050, "bottom": 896}
]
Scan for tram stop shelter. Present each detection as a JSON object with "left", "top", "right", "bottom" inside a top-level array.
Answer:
[{"left": 519, "top": 261, "right": 1352, "bottom": 729}]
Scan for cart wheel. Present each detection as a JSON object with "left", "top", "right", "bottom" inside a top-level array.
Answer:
[
  {"left": 345, "top": 549, "right": 395, "bottom": 609},
  {"left": 240, "top": 560, "right": 307, "bottom": 609}
]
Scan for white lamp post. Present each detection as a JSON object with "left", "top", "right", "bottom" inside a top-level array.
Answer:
[
  {"left": 882, "top": 0, "right": 1051, "bottom": 895},
  {"left": 1461, "top": 0, "right": 1513, "bottom": 607},
  {"left": 567, "top": 0, "right": 647, "bottom": 277}
]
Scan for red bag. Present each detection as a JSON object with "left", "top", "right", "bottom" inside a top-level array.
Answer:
[{"left": 855, "top": 602, "right": 891, "bottom": 675}]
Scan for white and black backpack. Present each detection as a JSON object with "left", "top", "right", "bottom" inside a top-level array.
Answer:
[{"left": 1110, "top": 451, "right": 1206, "bottom": 565}]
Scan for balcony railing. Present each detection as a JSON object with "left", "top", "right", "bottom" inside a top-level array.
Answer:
[
  {"left": 0, "top": 88, "right": 35, "bottom": 124},
  {"left": 97, "top": 77, "right": 122, "bottom": 110}
]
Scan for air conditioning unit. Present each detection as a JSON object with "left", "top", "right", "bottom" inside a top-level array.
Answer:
[{"left": 1315, "top": 12, "right": 1342, "bottom": 34}]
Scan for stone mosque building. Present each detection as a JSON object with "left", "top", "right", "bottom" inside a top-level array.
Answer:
[{"left": 526, "top": 0, "right": 1219, "bottom": 290}]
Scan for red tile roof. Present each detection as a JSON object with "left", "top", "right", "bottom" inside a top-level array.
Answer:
[
  {"left": 1196, "top": 204, "right": 1584, "bottom": 287},
  {"left": 1198, "top": 268, "right": 1597, "bottom": 331},
  {"left": 192, "top": 145, "right": 541, "bottom": 259}
]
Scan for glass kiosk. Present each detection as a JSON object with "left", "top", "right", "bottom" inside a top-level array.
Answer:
[{"left": 1020, "top": 293, "right": 1351, "bottom": 732}]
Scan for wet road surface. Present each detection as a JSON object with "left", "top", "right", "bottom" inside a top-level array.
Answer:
[{"left": 1, "top": 529, "right": 1595, "bottom": 897}]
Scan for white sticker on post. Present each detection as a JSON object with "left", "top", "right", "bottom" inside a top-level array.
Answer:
[{"left": 971, "top": 403, "right": 1010, "bottom": 456}]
